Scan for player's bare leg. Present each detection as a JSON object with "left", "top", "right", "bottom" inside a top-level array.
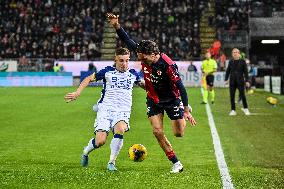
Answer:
[
  {"left": 149, "top": 114, "right": 183, "bottom": 173},
  {"left": 171, "top": 119, "right": 186, "bottom": 137},
  {"left": 95, "top": 132, "right": 108, "bottom": 147},
  {"left": 149, "top": 114, "right": 172, "bottom": 152},
  {"left": 107, "top": 121, "right": 127, "bottom": 171},
  {"left": 81, "top": 132, "right": 107, "bottom": 167}
]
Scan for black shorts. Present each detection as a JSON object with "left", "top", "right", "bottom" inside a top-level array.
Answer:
[
  {"left": 146, "top": 98, "right": 184, "bottom": 120},
  {"left": 206, "top": 74, "right": 215, "bottom": 87}
]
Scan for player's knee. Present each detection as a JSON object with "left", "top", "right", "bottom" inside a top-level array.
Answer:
[
  {"left": 173, "top": 121, "right": 185, "bottom": 137},
  {"left": 114, "top": 121, "right": 127, "bottom": 134},
  {"left": 152, "top": 128, "right": 164, "bottom": 138},
  {"left": 114, "top": 127, "right": 125, "bottom": 134},
  {"left": 95, "top": 139, "right": 106, "bottom": 147},
  {"left": 174, "top": 132, "right": 184, "bottom": 137}
]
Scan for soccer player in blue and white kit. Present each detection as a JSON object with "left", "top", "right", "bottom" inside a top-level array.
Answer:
[
  {"left": 107, "top": 13, "right": 197, "bottom": 173},
  {"left": 64, "top": 48, "right": 144, "bottom": 171}
]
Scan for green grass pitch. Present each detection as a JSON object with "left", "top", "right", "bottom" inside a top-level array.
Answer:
[{"left": 0, "top": 87, "right": 283, "bottom": 188}]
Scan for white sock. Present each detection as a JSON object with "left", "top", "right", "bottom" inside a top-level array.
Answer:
[
  {"left": 108, "top": 134, "right": 124, "bottom": 164},
  {"left": 83, "top": 138, "right": 96, "bottom": 155}
]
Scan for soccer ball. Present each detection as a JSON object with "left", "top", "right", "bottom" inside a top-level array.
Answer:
[
  {"left": 247, "top": 89, "right": 254, "bottom": 94},
  {"left": 128, "top": 144, "right": 147, "bottom": 162},
  {"left": 266, "top": 96, "right": 278, "bottom": 105}
]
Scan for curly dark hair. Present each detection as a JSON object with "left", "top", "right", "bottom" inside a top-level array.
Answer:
[{"left": 136, "top": 40, "right": 160, "bottom": 55}]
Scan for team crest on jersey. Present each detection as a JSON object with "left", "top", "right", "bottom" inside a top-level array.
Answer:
[
  {"left": 157, "top": 70, "right": 162, "bottom": 75},
  {"left": 144, "top": 67, "right": 149, "bottom": 73}
]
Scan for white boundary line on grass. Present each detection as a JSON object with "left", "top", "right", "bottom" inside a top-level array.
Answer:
[{"left": 201, "top": 88, "right": 234, "bottom": 189}]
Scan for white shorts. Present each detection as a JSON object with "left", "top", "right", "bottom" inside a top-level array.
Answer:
[{"left": 94, "top": 107, "right": 130, "bottom": 134}]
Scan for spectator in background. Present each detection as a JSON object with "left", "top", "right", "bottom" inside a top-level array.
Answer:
[
  {"left": 246, "top": 59, "right": 256, "bottom": 94},
  {"left": 187, "top": 61, "right": 197, "bottom": 72},
  {"left": 114, "top": 1, "right": 201, "bottom": 60},
  {"left": 217, "top": 51, "right": 226, "bottom": 71},
  {"left": 0, "top": 1, "right": 105, "bottom": 60},
  {"left": 53, "top": 63, "right": 64, "bottom": 72},
  {"left": 59, "top": 64, "right": 64, "bottom": 72},
  {"left": 0, "top": 1, "right": 205, "bottom": 61},
  {"left": 88, "top": 62, "right": 97, "bottom": 73},
  {"left": 249, "top": 64, "right": 257, "bottom": 89},
  {"left": 44, "top": 62, "right": 54, "bottom": 72},
  {"left": 18, "top": 55, "right": 29, "bottom": 71},
  {"left": 53, "top": 63, "right": 61, "bottom": 72},
  {"left": 209, "top": 39, "right": 221, "bottom": 60}
]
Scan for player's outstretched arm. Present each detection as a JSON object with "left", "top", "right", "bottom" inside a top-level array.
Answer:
[
  {"left": 106, "top": 13, "right": 137, "bottom": 51},
  {"left": 64, "top": 75, "right": 94, "bottom": 103},
  {"left": 106, "top": 13, "right": 120, "bottom": 29},
  {"left": 175, "top": 79, "right": 197, "bottom": 127}
]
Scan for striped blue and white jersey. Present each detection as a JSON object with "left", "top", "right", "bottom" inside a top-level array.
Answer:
[{"left": 93, "top": 66, "right": 141, "bottom": 112}]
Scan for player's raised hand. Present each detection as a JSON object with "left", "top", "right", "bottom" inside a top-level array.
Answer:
[
  {"left": 184, "top": 111, "right": 197, "bottom": 127},
  {"left": 64, "top": 92, "right": 79, "bottom": 103},
  {"left": 224, "top": 80, "right": 229, "bottom": 86},
  {"left": 106, "top": 13, "right": 120, "bottom": 29}
]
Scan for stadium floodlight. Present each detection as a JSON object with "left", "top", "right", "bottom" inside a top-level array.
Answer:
[{"left": 261, "top": 40, "right": 280, "bottom": 44}]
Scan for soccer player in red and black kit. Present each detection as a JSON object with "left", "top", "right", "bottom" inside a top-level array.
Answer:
[{"left": 107, "top": 13, "right": 197, "bottom": 173}]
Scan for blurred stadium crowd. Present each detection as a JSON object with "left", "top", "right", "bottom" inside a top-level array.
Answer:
[
  {"left": 0, "top": 0, "right": 107, "bottom": 60},
  {"left": 115, "top": 0, "right": 205, "bottom": 60},
  {"left": 0, "top": 0, "right": 283, "bottom": 71}
]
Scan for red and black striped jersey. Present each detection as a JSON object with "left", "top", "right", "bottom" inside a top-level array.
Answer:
[{"left": 142, "top": 53, "right": 181, "bottom": 104}]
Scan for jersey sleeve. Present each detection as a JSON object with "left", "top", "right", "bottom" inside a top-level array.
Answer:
[
  {"left": 167, "top": 64, "right": 181, "bottom": 83},
  {"left": 92, "top": 66, "right": 114, "bottom": 81},
  {"left": 129, "top": 69, "right": 142, "bottom": 85},
  {"left": 116, "top": 27, "right": 138, "bottom": 52},
  {"left": 176, "top": 80, "right": 188, "bottom": 107}
]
